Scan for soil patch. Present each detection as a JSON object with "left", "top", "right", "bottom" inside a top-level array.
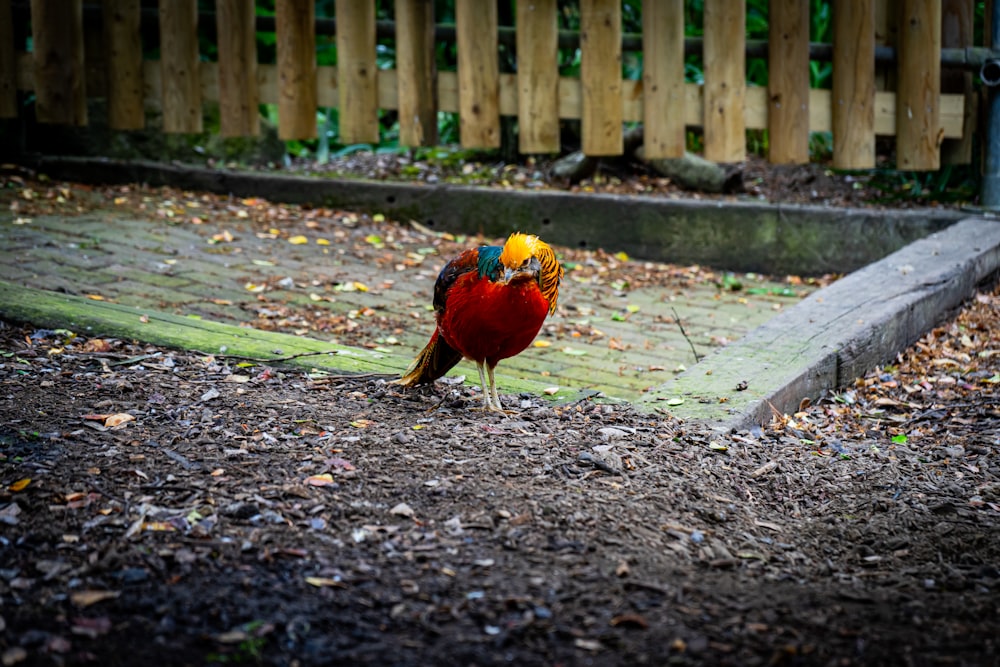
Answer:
[{"left": 1, "top": 281, "right": 998, "bottom": 665}]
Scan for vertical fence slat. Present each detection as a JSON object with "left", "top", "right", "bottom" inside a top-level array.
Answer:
[
  {"left": 456, "top": 0, "right": 500, "bottom": 148},
  {"left": 159, "top": 0, "right": 201, "bottom": 133},
  {"left": 104, "top": 0, "right": 144, "bottom": 130},
  {"left": 897, "top": 0, "right": 941, "bottom": 170},
  {"left": 768, "top": 0, "right": 810, "bottom": 164},
  {"left": 516, "top": 0, "right": 559, "bottom": 154},
  {"left": 30, "top": 0, "right": 86, "bottom": 125},
  {"left": 580, "top": 0, "right": 622, "bottom": 156},
  {"left": 832, "top": 0, "right": 875, "bottom": 169},
  {"left": 0, "top": 0, "right": 17, "bottom": 118},
  {"left": 335, "top": 0, "right": 378, "bottom": 144},
  {"left": 275, "top": 0, "right": 316, "bottom": 140},
  {"left": 641, "top": 0, "right": 684, "bottom": 158},
  {"left": 396, "top": 0, "right": 437, "bottom": 147},
  {"left": 703, "top": 0, "right": 744, "bottom": 162},
  {"left": 217, "top": 0, "right": 258, "bottom": 137},
  {"left": 940, "top": 0, "right": 972, "bottom": 164}
]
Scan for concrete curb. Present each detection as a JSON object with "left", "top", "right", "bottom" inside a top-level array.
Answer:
[
  {"left": 24, "top": 156, "right": 963, "bottom": 276},
  {"left": 638, "top": 217, "right": 1000, "bottom": 429}
]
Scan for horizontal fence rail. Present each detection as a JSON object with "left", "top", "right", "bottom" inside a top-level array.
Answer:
[{"left": 0, "top": 0, "right": 974, "bottom": 171}]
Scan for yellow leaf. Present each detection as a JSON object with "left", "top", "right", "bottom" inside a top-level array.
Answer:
[
  {"left": 533, "top": 340, "right": 552, "bottom": 348},
  {"left": 316, "top": 238, "right": 330, "bottom": 245},
  {"left": 614, "top": 251, "right": 629, "bottom": 262},
  {"left": 143, "top": 521, "right": 175, "bottom": 532},
  {"left": 354, "top": 281, "right": 369, "bottom": 292},
  {"left": 372, "top": 213, "right": 386, "bottom": 223},
  {"left": 412, "top": 424, "right": 425, "bottom": 430},
  {"left": 9, "top": 478, "right": 30, "bottom": 492},
  {"left": 85, "top": 294, "right": 105, "bottom": 301},
  {"left": 305, "top": 473, "right": 335, "bottom": 486},
  {"left": 244, "top": 282, "right": 267, "bottom": 293},
  {"left": 288, "top": 235, "right": 309, "bottom": 245},
  {"left": 305, "top": 576, "right": 346, "bottom": 588}
]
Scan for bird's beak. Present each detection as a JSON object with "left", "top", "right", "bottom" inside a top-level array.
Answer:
[{"left": 502, "top": 256, "right": 541, "bottom": 284}]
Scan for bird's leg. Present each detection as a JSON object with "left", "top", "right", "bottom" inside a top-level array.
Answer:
[
  {"left": 475, "top": 361, "right": 494, "bottom": 410},
  {"left": 487, "top": 364, "right": 503, "bottom": 411}
]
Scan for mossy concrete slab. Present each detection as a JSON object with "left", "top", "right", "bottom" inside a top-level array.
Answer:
[
  {"left": 639, "top": 217, "right": 1000, "bottom": 429},
  {"left": 27, "top": 156, "right": 964, "bottom": 276},
  {"left": 0, "top": 280, "right": 592, "bottom": 404}
]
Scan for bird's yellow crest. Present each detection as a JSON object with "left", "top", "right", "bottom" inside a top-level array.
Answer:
[
  {"left": 499, "top": 232, "right": 563, "bottom": 314},
  {"left": 498, "top": 232, "right": 539, "bottom": 269}
]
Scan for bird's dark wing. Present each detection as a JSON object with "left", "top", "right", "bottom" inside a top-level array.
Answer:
[{"left": 433, "top": 245, "right": 501, "bottom": 312}]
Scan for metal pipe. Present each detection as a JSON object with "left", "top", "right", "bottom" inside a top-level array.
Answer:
[{"left": 982, "top": 11, "right": 1000, "bottom": 210}]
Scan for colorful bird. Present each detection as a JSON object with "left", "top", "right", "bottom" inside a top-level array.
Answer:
[{"left": 397, "top": 232, "right": 563, "bottom": 411}]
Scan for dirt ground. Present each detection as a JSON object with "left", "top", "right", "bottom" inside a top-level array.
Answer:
[
  {"left": 1, "top": 160, "right": 998, "bottom": 666},
  {"left": 2, "top": 288, "right": 999, "bottom": 667}
]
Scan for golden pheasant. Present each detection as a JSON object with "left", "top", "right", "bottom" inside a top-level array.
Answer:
[{"left": 397, "top": 232, "right": 563, "bottom": 411}]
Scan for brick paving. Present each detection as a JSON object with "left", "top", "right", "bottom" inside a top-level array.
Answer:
[{"left": 0, "top": 205, "right": 812, "bottom": 401}]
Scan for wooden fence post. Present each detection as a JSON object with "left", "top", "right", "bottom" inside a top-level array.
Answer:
[
  {"left": 768, "top": 0, "right": 810, "bottom": 164},
  {"left": 335, "top": 0, "right": 378, "bottom": 144},
  {"left": 896, "top": 0, "right": 941, "bottom": 170},
  {"left": 217, "top": 0, "right": 259, "bottom": 137},
  {"left": 456, "top": 0, "right": 500, "bottom": 148},
  {"left": 275, "top": 0, "right": 317, "bottom": 140},
  {"left": 0, "top": 0, "right": 17, "bottom": 118},
  {"left": 159, "top": 0, "right": 202, "bottom": 133},
  {"left": 516, "top": 0, "right": 559, "bottom": 154},
  {"left": 703, "top": 0, "right": 745, "bottom": 162},
  {"left": 940, "top": 0, "right": 973, "bottom": 165},
  {"left": 396, "top": 0, "right": 437, "bottom": 147},
  {"left": 641, "top": 0, "right": 685, "bottom": 159},
  {"left": 30, "top": 0, "right": 87, "bottom": 125},
  {"left": 580, "top": 0, "right": 623, "bottom": 156},
  {"left": 104, "top": 0, "right": 144, "bottom": 130},
  {"left": 832, "top": 0, "right": 875, "bottom": 169}
]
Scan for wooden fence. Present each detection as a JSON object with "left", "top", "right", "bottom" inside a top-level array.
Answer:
[{"left": 0, "top": 1, "right": 975, "bottom": 171}]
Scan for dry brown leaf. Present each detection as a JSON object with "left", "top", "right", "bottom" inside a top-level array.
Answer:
[{"left": 70, "top": 590, "right": 121, "bottom": 607}]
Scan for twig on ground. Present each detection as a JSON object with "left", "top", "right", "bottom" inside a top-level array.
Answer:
[{"left": 672, "top": 307, "right": 702, "bottom": 363}]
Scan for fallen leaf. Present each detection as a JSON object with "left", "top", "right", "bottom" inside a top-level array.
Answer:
[
  {"left": 70, "top": 590, "right": 121, "bottom": 607},
  {"left": 305, "top": 474, "right": 335, "bottom": 486},
  {"left": 104, "top": 413, "right": 134, "bottom": 428},
  {"left": 82, "top": 339, "right": 111, "bottom": 353},
  {"left": 288, "top": 235, "right": 309, "bottom": 244},
  {"left": 305, "top": 576, "right": 346, "bottom": 588},
  {"left": 390, "top": 502, "right": 414, "bottom": 517},
  {"left": 610, "top": 613, "right": 649, "bottom": 629},
  {"left": 70, "top": 616, "right": 112, "bottom": 639},
  {"left": 8, "top": 478, "right": 30, "bottom": 492}
]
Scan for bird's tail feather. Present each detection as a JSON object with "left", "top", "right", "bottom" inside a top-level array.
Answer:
[{"left": 396, "top": 331, "right": 463, "bottom": 387}]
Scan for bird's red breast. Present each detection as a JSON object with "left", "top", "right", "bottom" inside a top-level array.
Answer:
[{"left": 437, "top": 268, "right": 551, "bottom": 366}]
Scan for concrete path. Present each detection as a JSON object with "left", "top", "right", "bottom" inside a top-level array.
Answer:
[
  {"left": 2, "top": 173, "right": 997, "bottom": 426},
  {"left": 0, "top": 192, "right": 805, "bottom": 405}
]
